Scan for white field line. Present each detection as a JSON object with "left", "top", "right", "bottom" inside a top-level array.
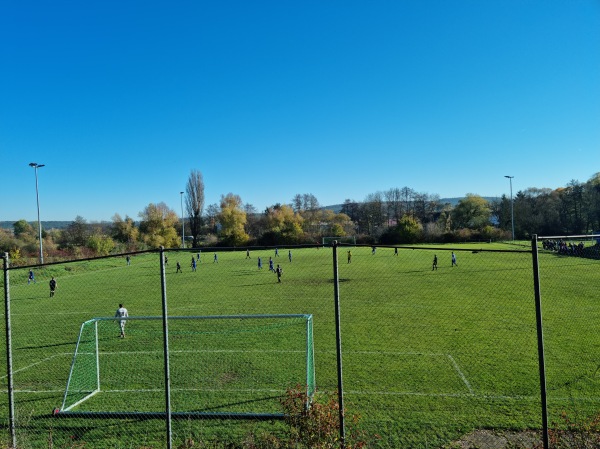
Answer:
[
  {"left": 343, "top": 390, "right": 600, "bottom": 403},
  {"left": 7, "top": 387, "right": 600, "bottom": 404},
  {"left": 95, "top": 388, "right": 286, "bottom": 394},
  {"left": 0, "top": 353, "right": 72, "bottom": 380},
  {"left": 447, "top": 354, "right": 474, "bottom": 394},
  {"left": 91, "top": 349, "right": 455, "bottom": 356},
  {"left": 11, "top": 311, "right": 103, "bottom": 317},
  {"left": 7, "top": 350, "right": 600, "bottom": 404},
  {"left": 96, "top": 349, "right": 306, "bottom": 355},
  {"left": 342, "top": 350, "right": 474, "bottom": 395}
]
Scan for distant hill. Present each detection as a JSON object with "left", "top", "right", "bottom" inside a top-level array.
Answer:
[
  {"left": 1, "top": 221, "right": 73, "bottom": 230},
  {"left": 322, "top": 197, "right": 497, "bottom": 213}
]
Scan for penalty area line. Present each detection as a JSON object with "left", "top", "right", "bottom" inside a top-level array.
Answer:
[
  {"left": 0, "top": 353, "right": 72, "bottom": 380},
  {"left": 9, "top": 388, "right": 600, "bottom": 404},
  {"left": 447, "top": 354, "right": 474, "bottom": 394}
]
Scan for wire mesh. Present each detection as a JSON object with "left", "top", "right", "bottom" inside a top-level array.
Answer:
[
  {"left": 1, "top": 240, "right": 598, "bottom": 448},
  {"left": 536, "top": 236, "right": 600, "bottom": 433}
]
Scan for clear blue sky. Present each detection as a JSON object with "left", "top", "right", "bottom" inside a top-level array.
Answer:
[{"left": 2, "top": 1, "right": 599, "bottom": 222}]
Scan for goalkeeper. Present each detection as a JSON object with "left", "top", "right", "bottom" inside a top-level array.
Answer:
[{"left": 115, "top": 304, "right": 129, "bottom": 338}]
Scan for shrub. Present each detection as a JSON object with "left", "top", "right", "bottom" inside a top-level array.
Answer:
[
  {"left": 278, "top": 387, "right": 372, "bottom": 449},
  {"left": 214, "top": 387, "right": 374, "bottom": 449}
]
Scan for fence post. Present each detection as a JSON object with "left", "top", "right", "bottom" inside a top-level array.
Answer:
[
  {"left": 159, "top": 247, "right": 172, "bottom": 449},
  {"left": 331, "top": 242, "right": 346, "bottom": 448},
  {"left": 2, "top": 253, "right": 16, "bottom": 449},
  {"left": 531, "top": 235, "right": 549, "bottom": 449}
]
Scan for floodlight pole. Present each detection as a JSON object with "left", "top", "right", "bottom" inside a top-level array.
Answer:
[
  {"left": 29, "top": 163, "right": 45, "bottom": 264},
  {"left": 504, "top": 175, "right": 515, "bottom": 241},
  {"left": 180, "top": 191, "right": 185, "bottom": 248}
]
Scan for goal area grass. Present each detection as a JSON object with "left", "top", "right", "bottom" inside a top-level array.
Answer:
[{"left": 1, "top": 242, "right": 599, "bottom": 447}]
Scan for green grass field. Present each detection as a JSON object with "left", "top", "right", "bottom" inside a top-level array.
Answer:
[{"left": 1, "top": 242, "right": 599, "bottom": 448}]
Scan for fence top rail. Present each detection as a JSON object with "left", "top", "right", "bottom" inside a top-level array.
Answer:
[
  {"left": 88, "top": 314, "right": 313, "bottom": 323},
  {"left": 339, "top": 243, "right": 532, "bottom": 253},
  {"left": 4, "top": 244, "right": 325, "bottom": 270},
  {"left": 5, "top": 248, "right": 158, "bottom": 271},
  {"left": 537, "top": 234, "right": 600, "bottom": 240}
]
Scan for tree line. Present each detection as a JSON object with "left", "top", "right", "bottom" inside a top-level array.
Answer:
[{"left": 2, "top": 170, "right": 599, "bottom": 265}]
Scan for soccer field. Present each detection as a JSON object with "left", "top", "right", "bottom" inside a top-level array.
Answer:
[{"left": 1, "top": 243, "right": 599, "bottom": 448}]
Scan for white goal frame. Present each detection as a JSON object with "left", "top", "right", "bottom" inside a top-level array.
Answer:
[{"left": 56, "top": 314, "right": 315, "bottom": 420}]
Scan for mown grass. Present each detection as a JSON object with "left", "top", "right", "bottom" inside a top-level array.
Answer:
[{"left": 0, "top": 242, "right": 599, "bottom": 448}]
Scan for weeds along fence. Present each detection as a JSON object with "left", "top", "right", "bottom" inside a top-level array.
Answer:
[{"left": 1, "top": 236, "right": 600, "bottom": 449}]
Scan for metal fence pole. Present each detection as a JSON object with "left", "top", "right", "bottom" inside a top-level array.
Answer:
[
  {"left": 331, "top": 242, "right": 346, "bottom": 448},
  {"left": 159, "top": 247, "right": 172, "bottom": 449},
  {"left": 531, "top": 235, "right": 549, "bottom": 449},
  {"left": 2, "top": 253, "right": 16, "bottom": 449}
]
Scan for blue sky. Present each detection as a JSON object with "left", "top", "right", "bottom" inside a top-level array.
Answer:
[{"left": 2, "top": 1, "right": 599, "bottom": 222}]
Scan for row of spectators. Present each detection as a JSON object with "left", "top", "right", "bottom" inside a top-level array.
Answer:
[{"left": 542, "top": 239, "right": 586, "bottom": 256}]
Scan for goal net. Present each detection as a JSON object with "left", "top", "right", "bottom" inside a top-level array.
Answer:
[{"left": 58, "top": 314, "right": 315, "bottom": 418}]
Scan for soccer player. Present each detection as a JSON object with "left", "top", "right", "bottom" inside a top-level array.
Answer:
[
  {"left": 275, "top": 264, "right": 283, "bottom": 283},
  {"left": 27, "top": 269, "right": 36, "bottom": 284},
  {"left": 347, "top": 250, "right": 352, "bottom": 263},
  {"left": 258, "top": 256, "right": 262, "bottom": 269},
  {"left": 191, "top": 257, "right": 197, "bottom": 272},
  {"left": 115, "top": 304, "right": 129, "bottom": 338},
  {"left": 213, "top": 253, "right": 218, "bottom": 263},
  {"left": 246, "top": 249, "right": 251, "bottom": 259},
  {"left": 451, "top": 252, "right": 458, "bottom": 267},
  {"left": 432, "top": 255, "right": 438, "bottom": 271},
  {"left": 275, "top": 247, "right": 279, "bottom": 257},
  {"left": 394, "top": 247, "right": 398, "bottom": 256},
  {"left": 288, "top": 250, "right": 292, "bottom": 263},
  {"left": 126, "top": 255, "right": 131, "bottom": 266},
  {"left": 49, "top": 277, "right": 57, "bottom": 297},
  {"left": 269, "top": 257, "right": 274, "bottom": 271},
  {"left": 176, "top": 261, "right": 182, "bottom": 273},
  {"left": 372, "top": 246, "right": 376, "bottom": 255}
]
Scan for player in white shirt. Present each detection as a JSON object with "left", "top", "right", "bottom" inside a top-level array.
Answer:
[{"left": 115, "top": 304, "right": 129, "bottom": 338}]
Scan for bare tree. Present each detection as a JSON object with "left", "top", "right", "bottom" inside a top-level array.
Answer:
[
  {"left": 303, "top": 193, "right": 320, "bottom": 211},
  {"left": 291, "top": 194, "right": 303, "bottom": 213},
  {"left": 384, "top": 188, "right": 402, "bottom": 225},
  {"left": 185, "top": 170, "right": 205, "bottom": 247},
  {"left": 400, "top": 186, "right": 415, "bottom": 216},
  {"left": 341, "top": 199, "right": 360, "bottom": 223},
  {"left": 291, "top": 193, "right": 321, "bottom": 236},
  {"left": 413, "top": 192, "right": 440, "bottom": 224},
  {"left": 204, "top": 203, "right": 220, "bottom": 234},
  {"left": 363, "top": 192, "right": 385, "bottom": 236}
]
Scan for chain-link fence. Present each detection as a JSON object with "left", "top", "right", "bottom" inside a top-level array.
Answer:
[
  {"left": 536, "top": 235, "right": 600, "bottom": 446},
  {"left": 1, "top": 238, "right": 599, "bottom": 448}
]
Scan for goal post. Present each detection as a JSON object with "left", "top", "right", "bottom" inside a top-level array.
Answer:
[{"left": 56, "top": 314, "right": 315, "bottom": 419}]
